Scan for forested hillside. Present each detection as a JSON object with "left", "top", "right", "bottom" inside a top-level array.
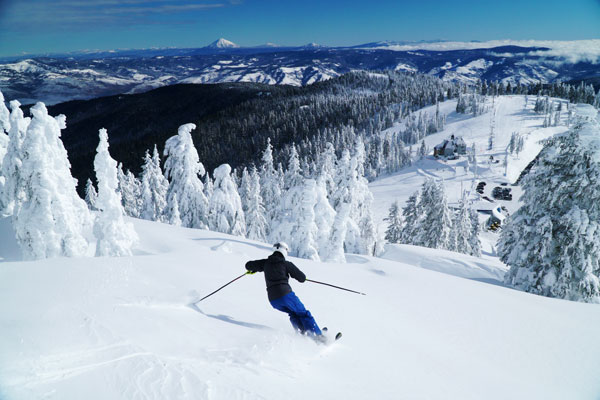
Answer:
[{"left": 44, "top": 71, "right": 456, "bottom": 193}]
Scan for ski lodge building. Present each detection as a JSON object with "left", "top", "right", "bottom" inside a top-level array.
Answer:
[{"left": 433, "top": 135, "right": 467, "bottom": 158}]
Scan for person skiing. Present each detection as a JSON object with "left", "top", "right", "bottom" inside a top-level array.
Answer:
[{"left": 245, "top": 242, "right": 324, "bottom": 339}]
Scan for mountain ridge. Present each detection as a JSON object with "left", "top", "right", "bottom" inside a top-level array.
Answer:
[{"left": 2, "top": 42, "right": 599, "bottom": 106}]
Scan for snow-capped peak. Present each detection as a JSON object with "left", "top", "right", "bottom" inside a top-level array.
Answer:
[
  {"left": 207, "top": 38, "right": 240, "bottom": 49},
  {"left": 303, "top": 42, "right": 326, "bottom": 49}
]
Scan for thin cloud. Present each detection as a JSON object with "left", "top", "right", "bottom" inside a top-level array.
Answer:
[
  {"left": 1, "top": 0, "right": 229, "bottom": 32},
  {"left": 100, "top": 3, "right": 225, "bottom": 14}
]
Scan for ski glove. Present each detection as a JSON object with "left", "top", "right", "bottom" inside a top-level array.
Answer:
[{"left": 246, "top": 270, "right": 257, "bottom": 275}]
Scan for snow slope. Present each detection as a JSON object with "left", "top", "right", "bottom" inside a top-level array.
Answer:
[
  {"left": 2, "top": 95, "right": 599, "bottom": 399},
  {"left": 1, "top": 211, "right": 600, "bottom": 399},
  {"left": 370, "top": 95, "right": 569, "bottom": 257}
]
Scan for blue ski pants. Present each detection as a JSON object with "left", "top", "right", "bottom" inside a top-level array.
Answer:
[{"left": 270, "top": 292, "right": 322, "bottom": 336}]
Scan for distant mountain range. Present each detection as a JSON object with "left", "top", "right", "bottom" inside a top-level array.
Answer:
[{"left": 1, "top": 38, "right": 599, "bottom": 105}]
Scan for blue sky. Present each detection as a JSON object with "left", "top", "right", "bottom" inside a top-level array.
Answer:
[{"left": 0, "top": 0, "right": 599, "bottom": 57}]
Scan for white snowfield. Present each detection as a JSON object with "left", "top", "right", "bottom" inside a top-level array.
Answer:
[
  {"left": 1, "top": 216, "right": 599, "bottom": 400},
  {"left": 1, "top": 95, "right": 600, "bottom": 399}
]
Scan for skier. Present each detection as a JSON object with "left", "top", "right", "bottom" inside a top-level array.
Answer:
[{"left": 245, "top": 242, "right": 324, "bottom": 340}]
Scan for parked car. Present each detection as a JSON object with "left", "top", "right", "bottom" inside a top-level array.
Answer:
[
  {"left": 492, "top": 186, "right": 513, "bottom": 200},
  {"left": 492, "top": 186, "right": 503, "bottom": 199}
]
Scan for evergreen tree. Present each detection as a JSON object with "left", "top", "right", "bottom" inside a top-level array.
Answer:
[
  {"left": 453, "top": 194, "right": 474, "bottom": 255},
  {"left": 283, "top": 144, "right": 302, "bottom": 191},
  {"left": 418, "top": 140, "right": 427, "bottom": 159},
  {"left": 313, "top": 174, "right": 336, "bottom": 255},
  {"left": 0, "top": 89, "right": 9, "bottom": 135},
  {"left": 245, "top": 167, "right": 267, "bottom": 241},
  {"left": 239, "top": 167, "right": 252, "bottom": 216},
  {"left": 399, "top": 192, "right": 420, "bottom": 244},
  {"left": 163, "top": 123, "right": 208, "bottom": 229},
  {"left": 500, "top": 107, "right": 600, "bottom": 302},
  {"left": 488, "top": 112, "right": 495, "bottom": 150},
  {"left": 140, "top": 146, "right": 168, "bottom": 222},
  {"left": 384, "top": 201, "right": 403, "bottom": 244},
  {"left": 412, "top": 178, "right": 454, "bottom": 250},
  {"left": 167, "top": 193, "right": 182, "bottom": 227},
  {"left": 324, "top": 202, "right": 350, "bottom": 263},
  {"left": 259, "top": 138, "right": 281, "bottom": 235},
  {"left": 290, "top": 179, "right": 320, "bottom": 260},
  {"left": 508, "top": 132, "right": 518, "bottom": 154},
  {"left": 0, "top": 90, "right": 9, "bottom": 165},
  {"left": 349, "top": 138, "right": 377, "bottom": 255},
  {"left": 204, "top": 171, "right": 214, "bottom": 200},
  {"left": 208, "top": 164, "right": 246, "bottom": 236},
  {"left": 0, "top": 101, "right": 30, "bottom": 215},
  {"left": 469, "top": 207, "right": 482, "bottom": 257},
  {"left": 93, "top": 128, "right": 138, "bottom": 257},
  {"left": 85, "top": 178, "right": 98, "bottom": 211},
  {"left": 12, "top": 103, "right": 91, "bottom": 259},
  {"left": 269, "top": 146, "right": 304, "bottom": 246},
  {"left": 117, "top": 165, "right": 141, "bottom": 218},
  {"left": 317, "top": 142, "right": 337, "bottom": 198}
]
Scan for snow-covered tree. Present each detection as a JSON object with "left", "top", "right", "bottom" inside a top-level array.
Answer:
[
  {"left": 290, "top": 179, "right": 320, "bottom": 260},
  {"left": 469, "top": 207, "right": 482, "bottom": 257},
  {"left": 453, "top": 194, "right": 475, "bottom": 255},
  {"left": 283, "top": 144, "right": 303, "bottom": 191},
  {"left": 13, "top": 103, "right": 91, "bottom": 259},
  {"left": 324, "top": 202, "right": 350, "bottom": 263},
  {"left": 500, "top": 106, "right": 600, "bottom": 302},
  {"left": 117, "top": 164, "right": 141, "bottom": 218},
  {"left": 313, "top": 174, "right": 336, "bottom": 255},
  {"left": 417, "top": 140, "right": 427, "bottom": 159},
  {"left": 330, "top": 149, "right": 351, "bottom": 211},
  {"left": 269, "top": 146, "right": 304, "bottom": 247},
  {"left": 93, "top": 128, "right": 138, "bottom": 257},
  {"left": 166, "top": 193, "right": 182, "bottom": 227},
  {"left": 0, "top": 101, "right": 30, "bottom": 215},
  {"left": 384, "top": 201, "right": 403, "bottom": 244},
  {"left": 330, "top": 149, "right": 361, "bottom": 254},
  {"left": 350, "top": 138, "right": 377, "bottom": 255},
  {"left": 399, "top": 192, "right": 420, "bottom": 244},
  {"left": 508, "top": 132, "right": 518, "bottom": 154},
  {"left": 244, "top": 167, "right": 267, "bottom": 241},
  {"left": 208, "top": 164, "right": 246, "bottom": 236},
  {"left": 403, "top": 178, "right": 454, "bottom": 250},
  {"left": 317, "top": 142, "right": 337, "bottom": 198},
  {"left": 239, "top": 167, "right": 252, "bottom": 215},
  {"left": 0, "top": 90, "right": 10, "bottom": 135},
  {"left": 488, "top": 112, "right": 495, "bottom": 150},
  {"left": 163, "top": 123, "right": 208, "bottom": 229},
  {"left": 204, "top": 171, "right": 213, "bottom": 200},
  {"left": 85, "top": 178, "right": 98, "bottom": 211},
  {"left": 140, "top": 146, "right": 168, "bottom": 222},
  {"left": 0, "top": 90, "right": 9, "bottom": 164},
  {"left": 259, "top": 138, "right": 281, "bottom": 233}
]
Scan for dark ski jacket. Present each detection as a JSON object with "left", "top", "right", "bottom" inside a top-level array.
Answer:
[{"left": 245, "top": 251, "right": 306, "bottom": 301}]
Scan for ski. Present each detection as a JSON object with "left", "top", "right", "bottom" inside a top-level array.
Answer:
[{"left": 322, "top": 327, "right": 342, "bottom": 342}]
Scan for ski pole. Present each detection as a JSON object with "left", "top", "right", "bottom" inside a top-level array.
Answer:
[
  {"left": 195, "top": 272, "right": 251, "bottom": 303},
  {"left": 306, "top": 279, "right": 366, "bottom": 296}
]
